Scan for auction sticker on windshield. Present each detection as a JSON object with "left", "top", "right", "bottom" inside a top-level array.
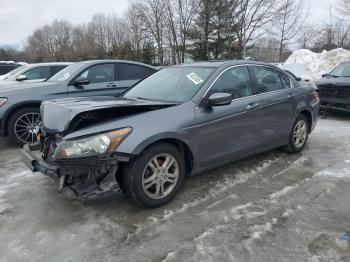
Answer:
[{"left": 186, "top": 72, "right": 204, "bottom": 85}]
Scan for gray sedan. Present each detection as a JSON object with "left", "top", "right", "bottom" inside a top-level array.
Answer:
[{"left": 22, "top": 61, "right": 320, "bottom": 207}]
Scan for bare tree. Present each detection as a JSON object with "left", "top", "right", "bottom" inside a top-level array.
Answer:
[
  {"left": 274, "top": 0, "right": 308, "bottom": 62},
  {"left": 137, "top": 0, "right": 165, "bottom": 65},
  {"left": 233, "top": 0, "right": 276, "bottom": 58}
]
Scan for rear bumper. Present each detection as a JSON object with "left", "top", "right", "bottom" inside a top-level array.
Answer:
[{"left": 0, "top": 118, "right": 5, "bottom": 136}]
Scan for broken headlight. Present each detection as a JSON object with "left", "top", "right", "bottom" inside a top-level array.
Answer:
[{"left": 53, "top": 127, "right": 132, "bottom": 159}]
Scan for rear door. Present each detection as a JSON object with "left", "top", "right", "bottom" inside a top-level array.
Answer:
[
  {"left": 67, "top": 63, "right": 121, "bottom": 97},
  {"left": 250, "top": 66, "right": 297, "bottom": 147},
  {"left": 117, "top": 63, "right": 155, "bottom": 92},
  {"left": 195, "top": 66, "right": 261, "bottom": 168}
]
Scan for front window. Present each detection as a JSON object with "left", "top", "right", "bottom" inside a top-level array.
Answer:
[
  {"left": 209, "top": 66, "right": 253, "bottom": 99},
  {"left": 124, "top": 67, "right": 215, "bottom": 103},
  {"left": 329, "top": 63, "right": 350, "bottom": 77},
  {"left": 76, "top": 64, "right": 115, "bottom": 84},
  {"left": 25, "top": 66, "right": 51, "bottom": 80}
]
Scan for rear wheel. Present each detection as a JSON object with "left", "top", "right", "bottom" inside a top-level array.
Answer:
[
  {"left": 122, "top": 143, "right": 185, "bottom": 207},
  {"left": 8, "top": 107, "right": 41, "bottom": 146},
  {"left": 285, "top": 115, "right": 309, "bottom": 154}
]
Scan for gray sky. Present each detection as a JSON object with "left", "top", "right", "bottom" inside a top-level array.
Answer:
[{"left": 0, "top": 0, "right": 330, "bottom": 48}]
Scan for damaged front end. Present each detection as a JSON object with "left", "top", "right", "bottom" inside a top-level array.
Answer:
[
  {"left": 21, "top": 97, "right": 176, "bottom": 203},
  {"left": 21, "top": 127, "right": 133, "bottom": 204},
  {"left": 317, "top": 84, "right": 350, "bottom": 113}
]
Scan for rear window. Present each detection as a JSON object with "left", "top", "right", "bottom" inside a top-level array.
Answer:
[
  {"left": 52, "top": 65, "right": 68, "bottom": 76},
  {"left": 118, "top": 64, "right": 155, "bottom": 81}
]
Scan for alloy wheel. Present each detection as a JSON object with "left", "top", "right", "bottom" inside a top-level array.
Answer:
[
  {"left": 14, "top": 112, "right": 41, "bottom": 144},
  {"left": 142, "top": 153, "right": 179, "bottom": 200},
  {"left": 293, "top": 120, "right": 307, "bottom": 148}
]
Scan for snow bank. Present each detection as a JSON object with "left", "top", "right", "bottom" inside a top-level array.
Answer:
[{"left": 284, "top": 48, "right": 350, "bottom": 81}]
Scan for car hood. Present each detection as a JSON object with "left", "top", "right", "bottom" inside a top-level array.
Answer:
[
  {"left": 316, "top": 77, "right": 350, "bottom": 88},
  {"left": 41, "top": 96, "right": 177, "bottom": 134},
  {"left": 0, "top": 81, "right": 59, "bottom": 95}
]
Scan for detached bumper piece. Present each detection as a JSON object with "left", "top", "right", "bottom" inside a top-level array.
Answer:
[{"left": 21, "top": 144, "right": 121, "bottom": 204}]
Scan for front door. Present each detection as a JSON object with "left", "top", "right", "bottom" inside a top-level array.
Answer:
[
  {"left": 195, "top": 66, "right": 261, "bottom": 169},
  {"left": 67, "top": 63, "right": 121, "bottom": 97}
]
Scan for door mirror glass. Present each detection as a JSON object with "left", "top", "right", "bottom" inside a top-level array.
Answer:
[
  {"left": 16, "top": 74, "right": 27, "bottom": 81},
  {"left": 207, "top": 93, "right": 233, "bottom": 107},
  {"left": 73, "top": 77, "right": 90, "bottom": 86}
]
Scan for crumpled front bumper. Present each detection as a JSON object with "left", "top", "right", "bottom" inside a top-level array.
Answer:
[{"left": 21, "top": 144, "right": 122, "bottom": 204}]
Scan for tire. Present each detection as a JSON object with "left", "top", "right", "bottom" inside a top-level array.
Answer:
[
  {"left": 8, "top": 107, "right": 41, "bottom": 146},
  {"left": 122, "top": 143, "right": 185, "bottom": 208},
  {"left": 285, "top": 114, "right": 309, "bottom": 154}
]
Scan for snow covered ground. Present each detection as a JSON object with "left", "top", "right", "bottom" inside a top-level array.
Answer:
[
  {"left": 282, "top": 48, "right": 350, "bottom": 81},
  {"left": 0, "top": 115, "right": 350, "bottom": 262}
]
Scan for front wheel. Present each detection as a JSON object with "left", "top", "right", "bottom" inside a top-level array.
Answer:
[
  {"left": 285, "top": 115, "right": 309, "bottom": 154},
  {"left": 122, "top": 143, "right": 185, "bottom": 207},
  {"left": 8, "top": 107, "right": 41, "bottom": 146}
]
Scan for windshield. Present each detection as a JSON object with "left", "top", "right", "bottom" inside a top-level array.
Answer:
[
  {"left": 329, "top": 63, "right": 350, "bottom": 77},
  {"left": 48, "top": 63, "right": 82, "bottom": 82},
  {"left": 124, "top": 67, "right": 215, "bottom": 103}
]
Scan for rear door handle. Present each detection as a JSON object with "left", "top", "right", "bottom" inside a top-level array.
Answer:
[
  {"left": 247, "top": 102, "right": 259, "bottom": 110},
  {"left": 287, "top": 93, "right": 295, "bottom": 99}
]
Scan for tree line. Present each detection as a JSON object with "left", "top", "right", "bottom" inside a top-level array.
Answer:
[{"left": 1, "top": 0, "right": 350, "bottom": 65}]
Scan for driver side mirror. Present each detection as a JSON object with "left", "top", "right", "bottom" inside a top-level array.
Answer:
[
  {"left": 16, "top": 74, "right": 27, "bottom": 81},
  {"left": 73, "top": 77, "right": 90, "bottom": 86},
  {"left": 322, "top": 74, "right": 329, "bottom": 78},
  {"left": 206, "top": 93, "right": 233, "bottom": 107}
]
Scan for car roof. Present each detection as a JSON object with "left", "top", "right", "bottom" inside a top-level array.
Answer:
[
  {"left": 78, "top": 60, "right": 157, "bottom": 69},
  {"left": 173, "top": 60, "right": 278, "bottom": 68},
  {"left": 26, "top": 62, "right": 74, "bottom": 67}
]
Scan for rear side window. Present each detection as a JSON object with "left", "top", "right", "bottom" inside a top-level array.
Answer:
[
  {"left": 118, "top": 64, "right": 155, "bottom": 81},
  {"left": 25, "top": 66, "right": 51, "bottom": 80},
  {"left": 280, "top": 73, "right": 292, "bottom": 89},
  {"left": 77, "top": 64, "right": 115, "bottom": 84},
  {"left": 209, "top": 66, "right": 253, "bottom": 99},
  {"left": 51, "top": 65, "right": 68, "bottom": 76},
  {"left": 253, "top": 67, "right": 284, "bottom": 93}
]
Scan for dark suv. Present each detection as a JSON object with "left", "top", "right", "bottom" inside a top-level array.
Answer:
[
  {"left": 0, "top": 60, "right": 156, "bottom": 145},
  {"left": 0, "top": 62, "right": 22, "bottom": 76}
]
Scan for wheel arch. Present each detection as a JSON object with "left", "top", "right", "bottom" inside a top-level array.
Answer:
[
  {"left": 298, "top": 109, "right": 312, "bottom": 133},
  {"left": 133, "top": 137, "right": 195, "bottom": 175}
]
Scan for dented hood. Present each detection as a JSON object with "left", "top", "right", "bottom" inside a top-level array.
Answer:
[{"left": 41, "top": 96, "right": 175, "bottom": 133}]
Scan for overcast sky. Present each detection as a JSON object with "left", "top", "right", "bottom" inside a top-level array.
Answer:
[{"left": 0, "top": 0, "right": 330, "bottom": 48}]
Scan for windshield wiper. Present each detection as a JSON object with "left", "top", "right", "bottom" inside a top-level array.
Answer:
[{"left": 136, "top": 97, "right": 158, "bottom": 102}]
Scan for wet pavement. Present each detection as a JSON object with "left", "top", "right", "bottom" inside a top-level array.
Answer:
[{"left": 0, "top": 115, "right": 350, "bottom": 262}]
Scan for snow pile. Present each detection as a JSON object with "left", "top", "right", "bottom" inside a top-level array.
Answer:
[{"left": 284, "top": 48, "right": 350, "bottom": 81}]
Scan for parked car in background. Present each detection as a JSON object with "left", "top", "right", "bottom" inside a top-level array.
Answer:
[
  {"left": 21, "top": 61, "right": 320, "bottom": 207},
  {"left": 0, "top": 62, "right": 22, "bottom": 77},
  {"left": 0, "top": 60, "right": 157, "bottom": 145},
  {"left": 0, "top": 62, "right": 72, "bottom": 84},
  {"left": 316, "top": 62, "right": 350, "bottom": 113}
]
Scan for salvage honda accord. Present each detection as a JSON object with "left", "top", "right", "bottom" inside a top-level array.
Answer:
[{"left": 21, "top": 61, "right": 320, "bottom": 207}]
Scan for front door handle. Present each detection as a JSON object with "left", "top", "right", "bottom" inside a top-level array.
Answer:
[
  {"left": 107, "top": 83, "right": 118, "bottom": 88},
  {"left": 247, "top": 102, "right": 259, "bottom": 110}
]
